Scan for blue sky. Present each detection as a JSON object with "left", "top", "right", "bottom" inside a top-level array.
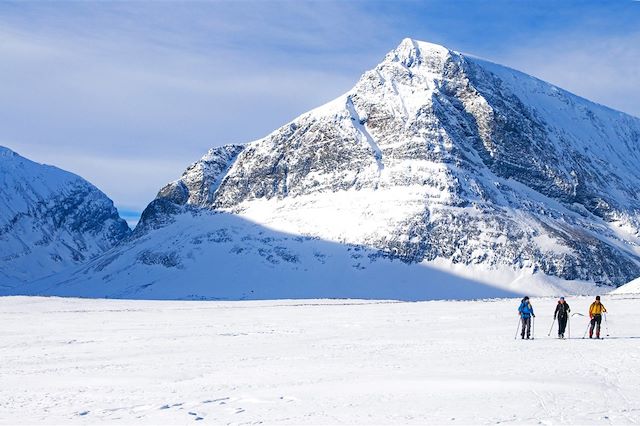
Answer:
[{"left": 1, "top": 0, "right": 639, "bottom": 223}]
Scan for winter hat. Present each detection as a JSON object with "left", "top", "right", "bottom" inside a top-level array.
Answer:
[
  {"left": 560, "top": 297, "right": 565, "bottom": 300},
  {"left": 596, "top": 295, "right": 601, "bottom": 300},
  {"left": 523, "top": 296, "right": 529, "bottom": 300}
]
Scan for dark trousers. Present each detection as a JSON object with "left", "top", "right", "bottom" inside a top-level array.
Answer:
[
  {"left": 521, "top": 317, "right": 531, "bottom": 338},
  {"left": 589, "top": 314, "right": 602, "bottom": 338},
  {"left": 558, "top": 316, "right": 568, "bottom": 336}
]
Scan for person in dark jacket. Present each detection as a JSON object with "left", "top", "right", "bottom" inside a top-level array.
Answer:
[
  {"left": 554, "top": 297, "right": 571, "bottom": 339},
  {"left": 518, "top": 296, "right": 535, "bottom": 339}
]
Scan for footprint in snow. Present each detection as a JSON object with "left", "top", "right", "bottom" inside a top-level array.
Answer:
[
  {"left": 188, "top": 412, "right": 205, "bottom": 421},
  {"left": 203, "top": 397, "right": 230, "bottom": 404}
]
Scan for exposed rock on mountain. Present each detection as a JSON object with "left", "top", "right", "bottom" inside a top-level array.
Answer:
[
  {"left": 0, "top": 146, "right": 130, "bottom": 290},
  {"left": 24, "top": 38, "right": 640, "bottom": 299}
]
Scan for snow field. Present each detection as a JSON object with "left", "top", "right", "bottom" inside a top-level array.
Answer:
[
  {"left": 612, "top": 277, "right": 640, "bottom": 295},
  {"left": 1, "top": 295, "right": 639, "bottom": 424}
]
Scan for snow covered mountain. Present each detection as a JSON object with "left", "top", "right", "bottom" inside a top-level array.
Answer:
[
  {"left": 611, "top": 277, "right": 640, "bottom": 295},
  {"left": 0, "top": 146, "right": 130, "bottom": 291},
  {"left": 25, "top": 38, "right": 640, "bottom": 299}
]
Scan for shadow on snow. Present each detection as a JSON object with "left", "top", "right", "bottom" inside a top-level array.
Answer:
[{"left": 10, "top": 211, "right": 521, "bottom": 302}]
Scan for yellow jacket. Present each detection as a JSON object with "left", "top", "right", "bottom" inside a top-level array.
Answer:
[{"left": 589, "top": 301, "right": 607, "bottom": 316}]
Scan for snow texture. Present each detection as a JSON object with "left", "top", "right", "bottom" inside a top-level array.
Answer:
[
  {"left": 611, "top": 276, "right": 640, "bottom": 294},
  {"left": 0, "top": 147, "right": 130, "bottom": 291},
  {"left": 1, "top": 294, "right": 638, "bottom": 424}
]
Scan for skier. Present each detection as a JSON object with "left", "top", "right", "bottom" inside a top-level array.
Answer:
[
  {"left": 588, "top": 296, "right": 607, "bottom": 339},
  {"left": 518, "top": 296, "right": 535, "bottom": 339},
  {"left": 554, "top": 297, "right": 571, "bottom": 339}
]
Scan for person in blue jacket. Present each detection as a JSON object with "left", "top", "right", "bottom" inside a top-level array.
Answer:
[{"left": 518, "top": 296, "right": 535, "bottom": 339}]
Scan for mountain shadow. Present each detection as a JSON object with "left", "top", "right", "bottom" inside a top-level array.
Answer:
[{"left": 16, "top": 211, "right": 522, "bottom": 301}]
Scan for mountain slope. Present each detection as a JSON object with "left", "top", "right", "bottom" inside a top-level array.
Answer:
[
  {"left": 611, "top": 277, "right": 640, "bottom": 295},
  {"left": 25, "top": 38, "right": 640, "bottom": 299},
  {"left": 0, "top": 146, "right": 130, "bottom": 290},
  {"left": 28, "top": 211, "right": 526, "bottom": 300}
]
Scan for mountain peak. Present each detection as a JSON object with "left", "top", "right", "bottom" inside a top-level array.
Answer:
[
  {"left": 0, "top": 147, "right": 131, "bottom": 288},
  {"left": 386, "top": 38, "right": 453, "bottom": 68}
]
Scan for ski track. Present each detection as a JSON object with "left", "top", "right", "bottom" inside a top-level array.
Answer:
[{"left": 0, "top": 295, "right": 639, "bottom": 424}]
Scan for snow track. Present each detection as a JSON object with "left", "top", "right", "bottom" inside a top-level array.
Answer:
[{"left": 1, "top": 295, "right": 639, "bottom": 424}]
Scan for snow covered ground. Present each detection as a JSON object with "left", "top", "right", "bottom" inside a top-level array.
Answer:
[{"left": 1, "top": 295, "right": 639, "bottom": 424}]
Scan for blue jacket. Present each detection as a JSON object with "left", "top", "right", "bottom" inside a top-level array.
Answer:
[{"left": 518, "top": 299, "right": 534, "bottom": 319}]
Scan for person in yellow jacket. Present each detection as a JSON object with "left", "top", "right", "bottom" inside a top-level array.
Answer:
[{"left": 588, "top": 296, "right": 607, "bottom": 339}]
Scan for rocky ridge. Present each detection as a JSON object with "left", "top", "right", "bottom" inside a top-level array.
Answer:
[{"left": 0, "top": 146, "right": 130, "bottom": 289}]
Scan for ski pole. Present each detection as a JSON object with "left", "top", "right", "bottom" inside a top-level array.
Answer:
[
  {"left": 583, "top": 320, "right": 591, "bottom": 339},
  {"left": 514, "top": 317, "right": 522, "bottom": 340},
  {"left": 548, "top": 317, "right": 556, "bottom": 336},
  {"left": 531, "top": 316, "right": 535, "bottom": 340},
  {"left": 604, "top": 313, "right": 610, "bottom": 337},
  {"left": 568, "top": 316, "right": 571, "bottom": 339}
]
